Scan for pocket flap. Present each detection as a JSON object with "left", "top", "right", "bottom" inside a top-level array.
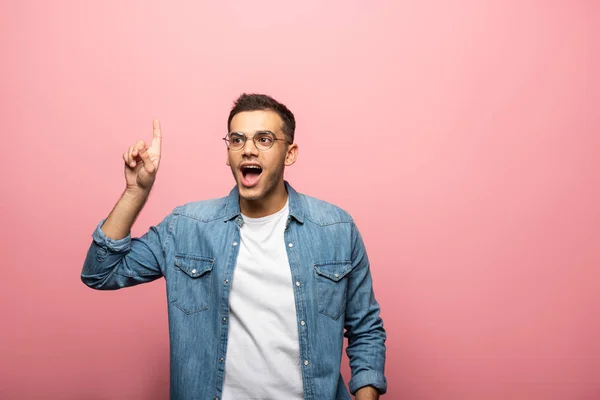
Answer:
[
  {"left": 174, "top": 255, "right": 214, "bottom": 278},
  {"left": 314, "top": 261, "right": 353, "bottom": 282}
]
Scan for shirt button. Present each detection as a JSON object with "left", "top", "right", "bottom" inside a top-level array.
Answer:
[
  {"left": 304, "top": 360, "right": 309, "bottom": 366},
  {"left": 288, "top": 243, "right": 294, "bottom": 248},
  {"left": 334, "top": 273, "right": 339, "bottom": 278},
  {"left": 191, "top": 269, "right": 197, "bottom": 274},
  {"left": 295, "top": 281, "right": 301, "bottom": 287},
  {"left": 219, "top": 357, "right": 224, "bottom": 363},
  {"left": 233, "top": 241, "right": 238, "bottom": 246},
  {"left": 222, "top": 317, "right": 227, "bottom": 324},
  {"left": 300, "top": 320, "right": 305, "bottom": 326},
  {"left": 224, "top": 279, "right": 229, "bottom": 285}
]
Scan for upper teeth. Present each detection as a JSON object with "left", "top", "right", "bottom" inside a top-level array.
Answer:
[{"left": 245, "top": 166, "right": 260, "bottom": 169}]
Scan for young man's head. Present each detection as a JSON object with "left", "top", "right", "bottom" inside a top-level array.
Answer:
[{"left": 225, "top": 93, "right": 298, "bottom": 214}]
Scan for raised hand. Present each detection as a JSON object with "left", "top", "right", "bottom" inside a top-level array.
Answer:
[{"left": 123, "top": 119, "right": 162, "bottom": 193}]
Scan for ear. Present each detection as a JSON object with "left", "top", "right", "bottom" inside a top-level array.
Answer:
[
  {"left": 284, "top": 143, "right": 299, "bottom": 166},
  {"left": 226, "top": 149, "right": 230, "bottom": 166}
]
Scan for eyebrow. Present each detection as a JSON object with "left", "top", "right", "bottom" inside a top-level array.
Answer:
[{"left": 229, "top": 130, "right": 275, "bottom": 136}]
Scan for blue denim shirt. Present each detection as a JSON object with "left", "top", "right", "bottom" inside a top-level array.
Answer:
[{"left": 82, "top": 182, "right": 386, "bottom": 400}]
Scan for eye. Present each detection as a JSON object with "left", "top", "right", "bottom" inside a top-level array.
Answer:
[
  {"left": 256, "top": 133, "right": 274, "bottom": 144},
  {"left": 229, "top": 133, "right": 245, "bottom": 144}
]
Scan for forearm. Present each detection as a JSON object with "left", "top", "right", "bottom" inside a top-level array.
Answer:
[
  {"left": 347, "top": 223, "right": 387, "bottom": 394},
  {"left": 101, "top": 188, "right": 150, "bottom": 240},
  {"left": 82, "top": 206, "right": 168, "bottom": 290},
  {"left": 355, "top": 385, "right": 379, "bottom": 400}
]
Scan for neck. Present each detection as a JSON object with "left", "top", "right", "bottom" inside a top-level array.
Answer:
[{"left": 239, "top": 180, "right": 288, "bottom": 218}]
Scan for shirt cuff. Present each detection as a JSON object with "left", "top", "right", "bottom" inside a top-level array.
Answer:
[
  {"left": 349, "top": 370, "right": 387, "bottom": 395},
  {"left": 92, "top": 219, "right": 131, "bottom": 253}
]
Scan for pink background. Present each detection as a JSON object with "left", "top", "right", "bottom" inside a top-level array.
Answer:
[{"left": 1, "top": 1, "right": 599, "bottom": 399}]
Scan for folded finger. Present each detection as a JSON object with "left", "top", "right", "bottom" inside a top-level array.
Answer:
[
  {"left": 128, "top": 145, "right": 137, "bottom": 167},
  {"left": 138, "top": 146, "right": 155, "bottom": 173},
  {"left": 132, "top": 140, "right": 146, "bottom": 157}
]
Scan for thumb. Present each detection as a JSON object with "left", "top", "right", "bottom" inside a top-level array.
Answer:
[{"left": 138, "top": 146, "right": 156, "bottom": 174}]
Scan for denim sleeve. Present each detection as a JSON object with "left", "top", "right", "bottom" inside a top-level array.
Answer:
[
  {"left": 81, "top": 213, "right": 173, "bottom": 290},
  {"left": 344, "top": 223, "right": 387, "bottom": 395}
]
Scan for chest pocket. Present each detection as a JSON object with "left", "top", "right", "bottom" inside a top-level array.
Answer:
[
  {"left": 313, "top": 261, "right": 353, "bottom": 320},
  {"left": 171, "top": 254, "right": 214, "bottom": 314}
]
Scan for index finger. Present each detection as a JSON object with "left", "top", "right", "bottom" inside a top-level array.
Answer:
[{"left": 152, "top": 119, "right": 162, "bottom": 151}]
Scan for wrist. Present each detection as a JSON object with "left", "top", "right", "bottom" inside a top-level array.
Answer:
[
  {"left": 123, "top": 187, "right": 151, "bottom": 201},
  {"left": 355, "top": 386, "right": 379, "bottom": 400}
]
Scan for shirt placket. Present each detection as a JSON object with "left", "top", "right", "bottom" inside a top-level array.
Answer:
[
  {"left": 214, "top": 217, "right": 243, "bottom": 400},
  {"left": 284, "top": 217, "right": 314, "bottom": 400}
]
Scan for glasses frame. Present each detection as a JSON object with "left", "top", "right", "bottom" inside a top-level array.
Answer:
[{"left": 223, "top": 130, "right": 292, "bottom": 151}]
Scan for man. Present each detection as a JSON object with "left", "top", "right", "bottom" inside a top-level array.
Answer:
[{"left": 82, "top": 93, "right": 387, "bottom": 400}]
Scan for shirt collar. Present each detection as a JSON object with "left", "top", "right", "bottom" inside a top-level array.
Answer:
[{"left": 223, "top": 180, "right": 305, "bottom": 224}]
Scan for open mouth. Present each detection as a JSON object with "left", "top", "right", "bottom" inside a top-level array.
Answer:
[{"left": 240, "top": 165, "right": 263, "bottom": 187}]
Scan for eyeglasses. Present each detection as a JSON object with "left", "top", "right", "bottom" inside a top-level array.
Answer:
[{"left": 223, "top": 131, "right": 292, "bottom": 151}]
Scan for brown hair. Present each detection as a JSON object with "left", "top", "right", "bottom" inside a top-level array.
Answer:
[{"left": 228, "top": 93, "right": 296, "bottom": 143}]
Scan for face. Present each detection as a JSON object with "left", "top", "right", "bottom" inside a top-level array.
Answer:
[{"left": 226, "top": 110, "right": 298, "bottom": 203}]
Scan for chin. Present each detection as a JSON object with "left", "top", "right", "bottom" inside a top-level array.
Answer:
[{"left": 237, "top": 184, "right": 265, "bottom": 202}]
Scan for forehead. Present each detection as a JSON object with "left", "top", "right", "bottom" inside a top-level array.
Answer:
[{"left": 229, "top": 110, "right": 283, "bottom": 133}]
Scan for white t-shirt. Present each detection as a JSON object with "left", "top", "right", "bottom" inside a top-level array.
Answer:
[{"left": 222, "top": 200, "right": 304, "bottom": 400}]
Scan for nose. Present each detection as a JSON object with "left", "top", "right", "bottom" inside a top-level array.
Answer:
[{"left": 242, "top": 136, "right": 259, "bottom": 156}]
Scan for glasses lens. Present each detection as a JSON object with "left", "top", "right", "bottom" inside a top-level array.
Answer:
[
  {"left": 227, "top": 132, "right": 246, "bottom": 150},
  {"left": 254, "top": 132, "right": 275, "bottom": 150}
]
